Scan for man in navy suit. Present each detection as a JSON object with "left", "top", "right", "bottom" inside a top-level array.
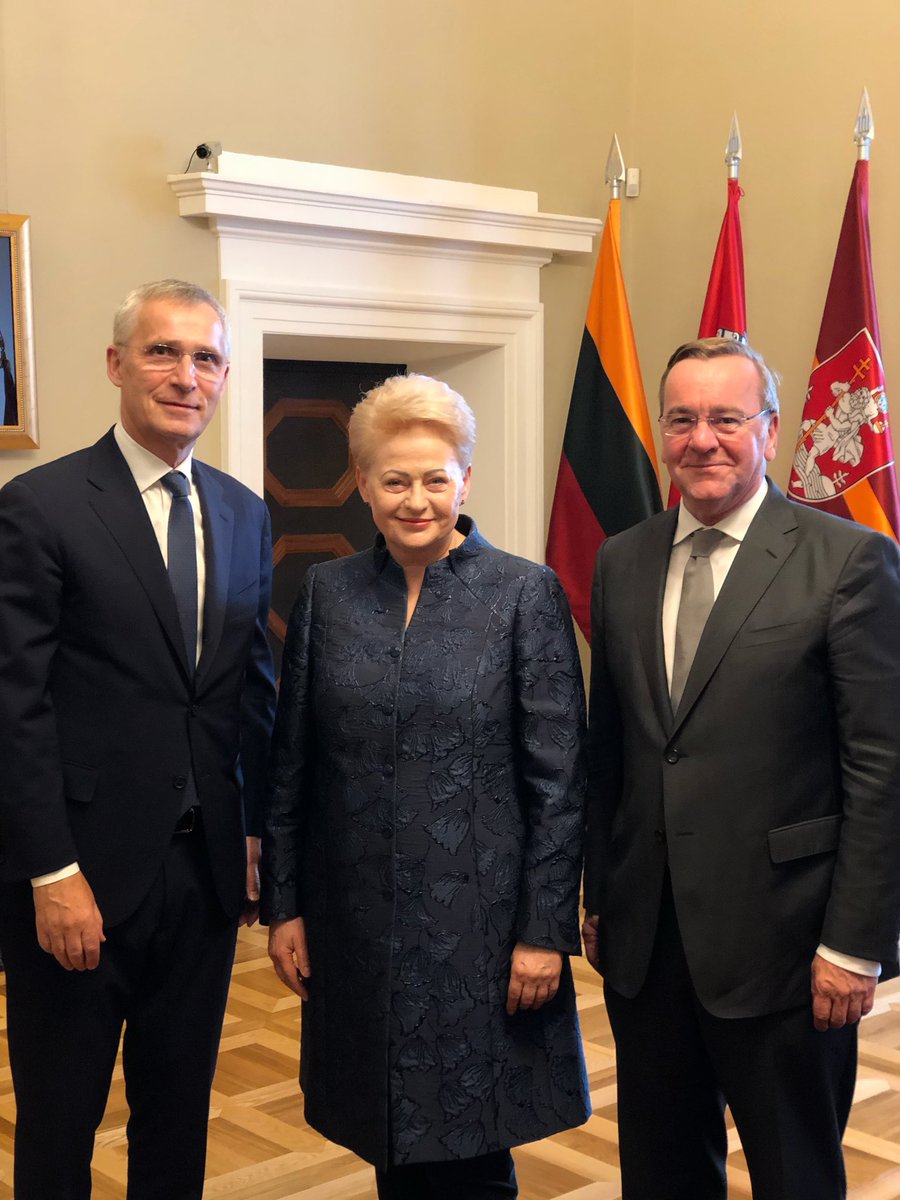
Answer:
[
  {"left": 0, "top": 280, "right": 276, "bottom": 1198},
  {"left": 584, "top": 338, "right": 900, "bottom": 1200}
]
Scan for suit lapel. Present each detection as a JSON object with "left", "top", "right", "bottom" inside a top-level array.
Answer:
[
  {"left": 671, "top": 485, "right": 799, "bottom": 731},
  {"left": 86, "top": 430, "right": 192, "bottom": 678},
  {"left": 635, "top": 509, "right": 679, "bottom": 732},
  {"left": 194, "top": 462, "right": 234, "bottom": 685}
]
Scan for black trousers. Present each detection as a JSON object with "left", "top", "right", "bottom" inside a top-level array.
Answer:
[
  {"left": 0, "top": 829, "right": 238, "bottom": 1200},
  {"left": 605, "top": 878, "right": 857, "bottom": 1200},
  {"left": 375, "top": 1149, "right": 518, "bottom": 1199}
]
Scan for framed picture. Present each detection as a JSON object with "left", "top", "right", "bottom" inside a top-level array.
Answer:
[{"left": 0, "top": 214, "right": 38, "bottom": 449}]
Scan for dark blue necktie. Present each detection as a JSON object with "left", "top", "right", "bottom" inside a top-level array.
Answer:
[{"left": 161, "top": 470, "right": 198, "bottom": 671}]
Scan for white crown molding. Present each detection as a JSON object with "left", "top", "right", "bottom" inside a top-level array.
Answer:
[
  {"left": 168, "top": 152, "right": 599, "bottom": 261},
  {"left": 169, "top": 153, "right": 600, "bottom": 561}
]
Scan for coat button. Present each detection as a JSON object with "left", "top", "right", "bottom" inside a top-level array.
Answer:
[
  {"left": 390, "top": 646, "right": 401, "bottom": 658},
  {"left": 384, "top": 764, "right": 395, "bottom": 778},
  {"left": 172, "top": 775, "right": 187, "bottom": 790},
  {"left": 665, "top": 749, "right": 680, "bottom": 764},
  {"left": 653, "top": 828, "right": 667, "bottom": 843}
]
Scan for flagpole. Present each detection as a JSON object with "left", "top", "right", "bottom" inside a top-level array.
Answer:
[
  {"left": 726, "top": 111, "right": 742, "bottom": 180},
  {"left": 855, "top": 87, "right": 873, "bottom": 161},
  {"left": 605, "top": 133, "right": 625, "bottom": 200}
]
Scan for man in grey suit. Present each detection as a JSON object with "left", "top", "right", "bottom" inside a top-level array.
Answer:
[{"left": 583, "top": 337, "right": 900, "bottom": 1200}]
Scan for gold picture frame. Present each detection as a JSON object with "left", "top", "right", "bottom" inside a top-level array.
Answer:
[{"left": 0, "top": 214, "right": 38, "bottom": 449}]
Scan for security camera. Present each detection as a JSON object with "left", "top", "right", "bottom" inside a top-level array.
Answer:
[{"left": 185, "top": 141, "right": 223, "bottom": 174}]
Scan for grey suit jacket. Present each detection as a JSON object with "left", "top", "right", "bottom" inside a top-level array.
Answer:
[{"left": 585, "top": 481, "right": 900, "bottom": 1018}]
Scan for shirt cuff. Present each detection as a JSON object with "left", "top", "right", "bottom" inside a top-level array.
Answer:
[
  {"left": 31, "top": 862, "right": 80, "bottom": 888},
  {"left": 816, "top": 943, "right": 881, "bottom": 978}
]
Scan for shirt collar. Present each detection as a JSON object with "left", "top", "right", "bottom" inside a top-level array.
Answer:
[
  {"left": 114, "top": 423, "right": 194, "bottom": 494},
  {"left": 673, "top": 476, "right": 769, "bottom": 546}
]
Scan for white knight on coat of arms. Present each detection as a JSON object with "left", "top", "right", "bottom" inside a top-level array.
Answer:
[{"left": 789, "top": 329, "right": 892, "bottom": 504}]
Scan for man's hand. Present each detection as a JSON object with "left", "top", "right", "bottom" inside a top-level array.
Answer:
[
  {"left": 582, "top": 913, "right": 600, "bottom": 970},
  {"left": 240, "top": 836, "right": 261, "bottom": 927},
  {"left": 33, "top": 871, "right": 105, "bottom": 971},
  {"left": 811, "top": 953, "right": 877, "bottom": 1031},
  {"left": 268, "top": 916, "right": 311, "bottom": 1000},
  {"left": 506, "top": 943, "right": 562, "bottom": 1015}
]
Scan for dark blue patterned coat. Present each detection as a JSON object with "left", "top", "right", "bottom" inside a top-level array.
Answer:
[{"left": 261, "top": 518, "right": 590, "bottom": 1169}]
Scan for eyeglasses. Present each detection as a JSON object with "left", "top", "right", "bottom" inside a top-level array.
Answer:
[
  {"left": 659, "top": 409, "right": 773, "bottom": 439},
  {"left": 122, "top": 342, "right": 228, "bottom": 381}
]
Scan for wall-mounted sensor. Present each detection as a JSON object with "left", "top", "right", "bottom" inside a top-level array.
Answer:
[{"left": 185, "top": 142, "right": 222, "bottom": 172}]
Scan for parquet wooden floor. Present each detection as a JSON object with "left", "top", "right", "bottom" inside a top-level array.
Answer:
[{"left": 3, "top": 930, "right": 900, "bottom": 1197}]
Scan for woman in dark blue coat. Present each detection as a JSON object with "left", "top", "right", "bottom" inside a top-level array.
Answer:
[{"left": 261, "top": 374, "right": 589, "bottom": 1199}]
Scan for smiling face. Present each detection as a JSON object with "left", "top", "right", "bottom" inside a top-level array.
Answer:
[
  {"left": 661, "top": 355, "right": 779, "bottom": 525},
  {"left": 356, "top": 424, "right": 472, "bottom": 569},
  {"left": 106, "top": 298, "right": 229, "bottom": 467}
]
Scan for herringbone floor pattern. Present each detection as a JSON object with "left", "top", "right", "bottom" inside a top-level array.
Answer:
[{"left": 3, "top": 928, "right": 900, "bottom": 1197}]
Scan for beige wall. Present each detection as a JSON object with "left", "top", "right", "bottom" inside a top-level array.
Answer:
[
  {"left": 626, "top": 0, "right": 900, "bottom": 494},
  {"left": 0, "top": 0, "right": 629, "bottom": 490},
  {"left": 3, "top": 0, "right": 899, "bottom": 510}
]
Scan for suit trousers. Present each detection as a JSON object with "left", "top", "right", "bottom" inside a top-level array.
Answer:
[
  {"left": 604, "top": 875, "right": 857, "bottom": 1200},
  {"left": 375, "top": 1149, "right": 518, "bottom": 1199},
  {"left": 0, "top": 826, "right": 238, "bottom": 1200}
]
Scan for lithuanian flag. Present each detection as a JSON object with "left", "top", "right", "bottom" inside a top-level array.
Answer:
[{"left": 546, "top": 197, "right": 661, "bottom": 639}]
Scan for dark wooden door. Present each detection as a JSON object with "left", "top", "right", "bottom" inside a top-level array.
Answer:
[{"left": 264, "top": 359, "right": 404, "bottom": 677}]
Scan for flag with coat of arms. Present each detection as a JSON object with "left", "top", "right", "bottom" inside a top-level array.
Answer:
[{"left": 788, "top": 158, "right": 900, "bottom": 542}]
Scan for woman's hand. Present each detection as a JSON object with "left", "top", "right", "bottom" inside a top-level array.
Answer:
[
  {"left": 506, "top": 942, "right": 563, "bottom": 1015},
  {"left": 268, "top": 916, "right": 311, "bottom": 1000}
]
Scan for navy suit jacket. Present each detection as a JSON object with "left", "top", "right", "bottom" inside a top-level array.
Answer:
[
  {"left": 0, "top": 428, "right": 276, "bottom": 926},
  {"left": 585, "top": 481, "right": 900, "bottom": 1018}
]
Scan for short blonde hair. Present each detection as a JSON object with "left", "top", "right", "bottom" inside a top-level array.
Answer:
[{"left": 349, "top": 373, "right": 476, "bottom": 471}]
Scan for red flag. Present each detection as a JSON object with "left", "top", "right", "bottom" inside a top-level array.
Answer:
[
  {"left": 698, "top": 178, "right": 747, "bottom": 342},
  {"left": 668, "top": 177, "right": 747, "bottom": 507},
  {"left": 788, "top": 160, "right": 899, "bottom": 541},
  {"left": 546, "top": 198, "right": 661, "bottom": 639}
]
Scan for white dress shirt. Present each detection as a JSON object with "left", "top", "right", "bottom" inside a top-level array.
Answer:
[
  {"left": 113, "top": 422, "right": 207, "bottom": 654},
  {"left": 663, "top": 479, "right": 768, "bottom": 689},
  {"left": 662, "top": 477, "right": 879, "bottom": 979},
  {"left": 32, "top": 424, "right": 206, "bottom": 889}
]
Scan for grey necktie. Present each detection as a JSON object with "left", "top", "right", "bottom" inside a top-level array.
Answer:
[
  {"left": 670, "top": 528, "right": 724, "bottom": 711},
  {"left": 161, "top": 470, "right": 198, "bottom": 671}
]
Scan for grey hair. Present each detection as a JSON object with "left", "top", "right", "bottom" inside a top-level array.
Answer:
[
  {"left": 113, "top": 280, "right": 231, "bottom": 357},
  {"left": 659, "top": 337, "right": 781, "bottom": 415},
  {"left": 349, "top": 373, "right": 476, "bottom": 472}
]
